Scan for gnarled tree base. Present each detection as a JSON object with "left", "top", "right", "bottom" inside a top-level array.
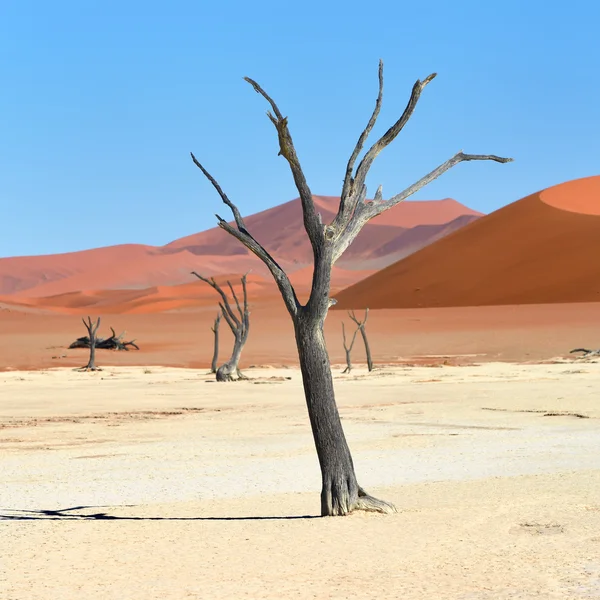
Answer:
[
  {"left": 354, "top": 487, "right": 397, "bottom": 514},
  {"left": 321, "top": 474, "right": 397, "bottom": 516},
  {"left": 216, "top": 365, "right": 248, "bottom": 382},
  {"left": 75, "top": 366, "right": 103, "bottom": 372}
]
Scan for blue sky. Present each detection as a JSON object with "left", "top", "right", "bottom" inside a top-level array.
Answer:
[{"left": 1, "top": 0, "right": 598, "bottom": 257}]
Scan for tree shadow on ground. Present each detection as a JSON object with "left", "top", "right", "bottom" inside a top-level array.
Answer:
[{"left": 0, "top": 505, "right": 320, "bottom": 521}]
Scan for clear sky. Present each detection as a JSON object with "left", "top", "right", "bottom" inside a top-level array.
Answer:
[{"left": 1, "top": 0, "right": 598, "bottom": 257}]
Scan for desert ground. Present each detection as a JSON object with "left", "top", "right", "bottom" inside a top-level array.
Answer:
[
  {"left": 2, "top": 360, "right": 600, "bottom": 599},
  {"left": 2, "top": 301, "right": 600, "bottom": 372},
  {"left": 2, "top": 177, "right": 600, "bottom": 598}
]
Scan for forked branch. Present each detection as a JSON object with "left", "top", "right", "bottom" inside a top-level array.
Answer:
[
  {"left": 341, "top": 321, "right": 360, "bottom": 374},
  {"left": 348, "top": 308, "right": 373, "bottom": 372},
  {"left": 77, "top": 316, "right": 102, "bottom": 372},
  {"left": 333, "top": 65, "right": 437, "bottom": 233},
  {"left": 191, "top": 272, "right": 242, "bottom": 329},
  {"left": 333, "top": 151, "right": 512, "bottom": 263},
  {"left": 338, "top": 60, "right": 384, "bottom": 221},
  {"left": 82, "top": 316, "right": 101, "bottom": 338},
  {"left": 353, "top": 72, "right": 437, "bottom": 190}
]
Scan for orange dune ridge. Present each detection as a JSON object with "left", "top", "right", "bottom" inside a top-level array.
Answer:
[
  {"left": 0, "top": 274, "right": 276, "bottom": 315},
  {"left": 0, "top": 195, "right": 480, "bottom": 302},
  {"left": 0, "top": 266, "right": 373, "bottom": 315},
  {"left": 333, "top": 176, "right": 600, "bottom": 310}
]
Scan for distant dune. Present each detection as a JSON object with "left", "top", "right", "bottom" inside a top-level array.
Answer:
[
  {"left": 0, "top": 195, "right": 480, "bottom": 312},
  {"left": 333, "top": 176, "right": 600, "bottom": 309}
]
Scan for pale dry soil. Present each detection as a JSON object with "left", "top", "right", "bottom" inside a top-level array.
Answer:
[{"left": 1, "top": 362, "right": 600, "bottom": 599}]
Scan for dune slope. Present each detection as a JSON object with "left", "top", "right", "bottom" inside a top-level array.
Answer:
[
  {"left": 333, "top": 176, "right": 600, "bottom": 309},
  {"left": 0, "top": 196, "right": 480, "bottom": 299}
]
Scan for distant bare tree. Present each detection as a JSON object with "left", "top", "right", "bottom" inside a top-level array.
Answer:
[
  {"left": 341, "top": 321, "right": 360, "bottom": 374},
  {"left": 210, "top": 311, "right": 222, "bottom": 374},
  {"left": 570, "top": 348, "right": 600, "bottom": 358},
  {"left": 191, "top": 60, "right": 511, "bottom": 515},
  {"left": 348, "top": 309, "right": 373, "bottom": 372},
  {"left": 192, "top": 273, "right": 249, "bottom": 381},
  {"left": 77, "top": 316, "right": 101, "bottom": 371},
  {"left": 69, "top": 326, "right": 139, "bottom": 351}
]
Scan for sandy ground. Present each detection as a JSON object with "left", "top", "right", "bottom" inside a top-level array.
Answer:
[
  {"left": 2, "top": 301, "right": 600, "bottom": 371},
  {"left": 2, "top": 362, "right": 600, "bottom": 599}
]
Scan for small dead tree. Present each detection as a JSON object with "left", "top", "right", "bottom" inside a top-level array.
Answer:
[
  {"left": 570, "top": 348, "right": 600, "bottom": 358},
  {"left": 341, "top": 321, "right": 360, "bottom": 374},
  {"left": 192, "top": 273, "right": 249, "bottom": 381},
  {"left": 348, "top": 309, "right": 373, "bottom": 372},
  {"left": 69, "top": 327, "right": 139, "bottom": 351},
  {"left": 78, "top": 316, "right": 101, "bottom": 371},
  {"left": 191, "top": 61, "right": 511, "bottom": 515},
  {"left": 210, "top": 311, "right": 222, "bottom": 374}
]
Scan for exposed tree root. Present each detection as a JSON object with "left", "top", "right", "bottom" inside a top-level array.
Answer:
[
  {"left": 75, "top": 366, "right": 103, "bottom": 372},
  {"left": 216, "top": 366, "right": 248, "bottom": 382},
  {"left": 321, "top": 476, "right": 397, "bottom": 516},
  {"left": 354, "top": 486, "right": 398, "bottom": 514}
]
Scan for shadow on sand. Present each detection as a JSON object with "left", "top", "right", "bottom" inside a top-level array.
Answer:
[{"left": 0, "top": 505, "right": 320, "bottom": 521}]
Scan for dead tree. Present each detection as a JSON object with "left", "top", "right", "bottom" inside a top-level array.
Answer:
[
  {"left": 69, "top": 327, "right": 139, "bottom": 351},
  {"left": 341, "top": 321, "right": 360, "bottom": 374},
  {"left": 78, "top": 316, "right": 101, "bottom": 371},
  {"left": 191, "top": 60, "right": 511, "bottom": 516},
  {"left": 192, "top": 273, "right": 249, "bottom": 381},
  {"left": 570, "top": 348, "right": 600, "bottom": 358},
  {"left": 210, "top": 311, "right": 222, "bottom": 373},
  {"left": 348, "top": 309, "right": 373, "bottom": 372}
]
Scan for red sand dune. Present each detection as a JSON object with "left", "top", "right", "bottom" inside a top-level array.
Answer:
[
  {"left": 540, "top": 176, "right": 600, "bottom": 215},
  {"left": 165, "top": 196, "right": 481, "bottom": 268},
  {"left": 0, "top": 196, "right": 480, "bottom": 302},
  {"left": 0, "top": 266, "right": 369, "bottom": 315},
  {"left": 0, "top": 275, "right": 276, "bottom": 315},
  {"left": 333, "top": 176, "right": 600, "bottom": 309}
]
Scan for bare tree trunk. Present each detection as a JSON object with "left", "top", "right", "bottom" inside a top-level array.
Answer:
[
  {"left": 349, "top": 309, "right": 373, "bottom": 372},
  {"left": 295, "top": 313, "right": 395, "bottom": 515},
  {"left": 360, "top": 327, "right": 373, "bottom": 372},
  {"left": 216, "top": 332, "right": 247, "bottom": 381},
  {"left": 78, "top": 316, "right": 102, "bottom": 372},
  {"left": 210, "top": 312, "right": 222, "bottom": 374},
  {"left": 341, "top": 321, "right": 359, "bottom": 374}
]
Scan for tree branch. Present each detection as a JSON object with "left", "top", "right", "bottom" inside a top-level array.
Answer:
[
  {"left": 218, "top": 301, "right": 238, "bottom": 334},
  {"left": 333, "top": 151, "right": 513, "bottom": 263},
  {"left": 348, "top": 309, "right": 369, "bottom": 329},
  {"left": 82, "top": 316, "right": 101, "bottom": 337},
  {"left": 338, "top": 60, "right": 384, "bottom": 218},
  {"left": 190, "top": 154, "right": 300, "bottom": 317},
  {"left": 353, "top": 72, "right": 437, "bottom": 192},
  {"left": 241, "top": 271, "right": 249, "bottom": 321},
  {"left": 191, "top": 272, "right": 241, "bottom": 328},
  {"left": 227, "top": 280, "right": 244, "bottom": 323},
  {"left": 332, "top": 68, "right": 437, "bottom": 237},
  {"left": 244, "top": 77, "right": 322, "bottom": 250},
  {"left": 342, "top": 321, "right": 359, "bottom": 353},
  {"left": 210, "top": 311, "right": 222, "bottom": 334}
]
